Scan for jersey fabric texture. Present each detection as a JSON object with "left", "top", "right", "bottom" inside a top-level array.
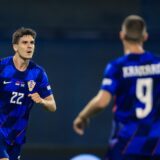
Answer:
[
  {"left": 101, "top": 52, "right": 160, "bottom": 157},
  {"left": 0, "top": 56, "right": 52, "bottom": 145}
]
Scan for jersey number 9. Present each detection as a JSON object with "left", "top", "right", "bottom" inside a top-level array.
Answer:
[{"left": 136, "top": 78, "right": 153, "bottom": 119}]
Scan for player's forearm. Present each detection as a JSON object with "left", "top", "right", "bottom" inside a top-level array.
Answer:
[
  {"left": 78, "top": 90, "right": 111, "bottom": 120},
  {"left": 41, "top": 99, "right": 57, "bottom": 112},
  {"left": 78, "top": 96, "right": 105, "bottom": 121}
]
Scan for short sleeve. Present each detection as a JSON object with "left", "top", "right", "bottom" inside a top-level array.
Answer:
[
  {"left": 37, "top": 69, "right": 53, "bottom": 98},
  {"left": 100, "top": 62, "right": 119, "bottom": 95}
]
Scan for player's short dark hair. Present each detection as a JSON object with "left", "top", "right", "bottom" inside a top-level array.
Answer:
[
  {"left": 12, "top": 27, "right": 36, "bottom": 44},
  {"left": 122, "top": 15, "right": 147, "bottom": 43}
]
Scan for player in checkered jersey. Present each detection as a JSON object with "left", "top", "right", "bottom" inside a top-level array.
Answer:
[
  {"left": 73, "top": 15, "right": 160, "bottom": 160},
  {"left": 0, "top": 27, "right": 56, "bottom": 160}
]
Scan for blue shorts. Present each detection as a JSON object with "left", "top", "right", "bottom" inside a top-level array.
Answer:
[{"left": 0, "top": 132, "right": 21, "bottom": 160}]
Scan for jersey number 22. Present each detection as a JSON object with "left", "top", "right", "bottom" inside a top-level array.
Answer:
[{"left": 10, "top": 92, "right": 24, "bottom": 105}]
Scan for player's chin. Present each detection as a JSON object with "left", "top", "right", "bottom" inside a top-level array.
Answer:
[
  {"left": 24, "top": 55, "right": 33, "bottom": 60},
  {"left": 24, "top": 57, "right": 32, "bottom": 60}
]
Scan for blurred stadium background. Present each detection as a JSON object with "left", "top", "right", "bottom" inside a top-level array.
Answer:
[{"left": 0, "top": 0, "right": 159, "bottom": 159}]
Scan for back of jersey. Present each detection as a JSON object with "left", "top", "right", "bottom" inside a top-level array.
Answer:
[{"left": 101, "top": 51, "right": 160, "bottom": 156}]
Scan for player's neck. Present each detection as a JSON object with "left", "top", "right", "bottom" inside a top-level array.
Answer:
[
  {"left": 124, "top": 42, "right": 145, "bottom": 55},
  {"left": 13, "top": 55, "right": 29, "bottom": 71}
]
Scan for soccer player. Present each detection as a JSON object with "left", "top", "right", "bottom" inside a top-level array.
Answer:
[
  {"left": 73, "top": 15, "right": 160, "bottom": 160},
  {"left": 0, "top": 27, "right": 56, "bottom": 160}
]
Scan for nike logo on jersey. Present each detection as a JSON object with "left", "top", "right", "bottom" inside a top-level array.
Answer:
[{"left": 3, "top": 81, "right": 12, "bottom": 84}]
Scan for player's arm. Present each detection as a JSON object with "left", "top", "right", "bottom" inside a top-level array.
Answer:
[
  {"left": 28, "top": 93, "right": 56, "bottom": 112},
  {"left": 73, "top": 90, "right": 112, "bottom": 135}
]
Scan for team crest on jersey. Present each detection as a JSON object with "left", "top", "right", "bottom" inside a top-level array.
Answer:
[{"left": 28, "top": 80, "right": 36, "bottom": 91}]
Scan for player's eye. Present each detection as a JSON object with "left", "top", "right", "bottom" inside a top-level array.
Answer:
[
  {"left": 22, "top": 41, "right": 27, "bottom": 44},
  {"left": 30, "top": 41, "right": 35, "bottom": 44}
]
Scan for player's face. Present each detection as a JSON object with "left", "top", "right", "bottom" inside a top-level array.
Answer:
[{"left": 13, "top": 35, "right": 35, "bottom": 60}]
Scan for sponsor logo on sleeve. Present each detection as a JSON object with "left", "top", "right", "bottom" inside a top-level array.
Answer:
[
  {"left": 102, "top": 78, "right": 112, "bottom": 85},
  {"left": 47, "top": 85, "right": 51, "bottom": 90}
]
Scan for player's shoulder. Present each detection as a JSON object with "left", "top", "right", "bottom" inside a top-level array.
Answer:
[
  {"left": 107, "top": 55, "right": 126, "bottom": 68},
  {"left": 29, "top": 60, "right": 46, "bottom": 73},
  {"left": 150, "top": 52, "right": 160, "bottom": 61},
  {"left": 0, "top": 56, "right": 13, "bottom": 65},
  {"left": 103, "top": 55, "right": 124, "bottom": 74}
]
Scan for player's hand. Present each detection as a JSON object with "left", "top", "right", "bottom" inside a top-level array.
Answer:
[
  {"left": 28, "top": 92, "right": 44, "bottom": 104},
  {"left": 73, "top": 116, "right": 89, "bottom": 136}
]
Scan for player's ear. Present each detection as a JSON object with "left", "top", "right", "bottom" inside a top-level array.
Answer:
[
  {"left": 119, "top": 30, "right": 125, "bottom": 40},
  {"left": 143, "top": 32, "right": 148, "bottom": 42},
  {"left": 13, "top": 44, "right": 18, "bottom": 52}
]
